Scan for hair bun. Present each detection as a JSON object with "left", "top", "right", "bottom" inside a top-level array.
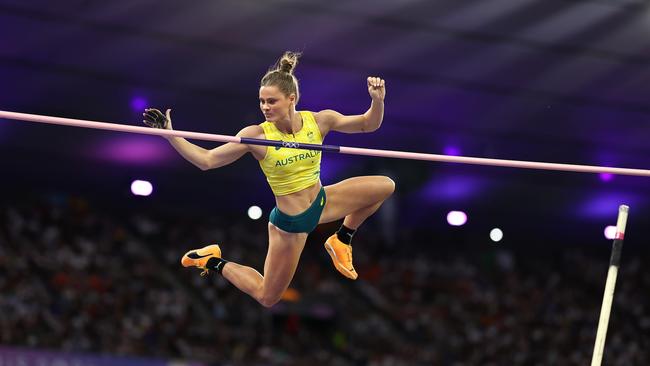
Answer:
[{"left": 278, "top": 51, "right": 301, "bottom": 74}]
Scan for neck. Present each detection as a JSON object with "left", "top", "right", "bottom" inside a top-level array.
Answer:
[{"left": 275, "top": 109, "right": 301, "bottom": 134}]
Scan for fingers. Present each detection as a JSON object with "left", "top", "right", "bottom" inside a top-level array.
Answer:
[
  {"left": 142, "top": 108, "right": 167, "bottom": 129},
  {"left": 144, "top": 109, "right": 163, "bottom": 119},
  {"left": 143, "top": 113, "right": 157, "bottom": 123},
  {"left": 144, "top": 108, "right": 162, "bottom": 114},
  {"left": 367, "top": 76, "right": 385, "bottom": 88},
  {"left": 143, "top": 112, "right": 159, "bottom": 123},
  {"left": 142, "top": 117, "right": 159, "bottom": 128},
  {"left": 165, "top": 109, "right": 172, "bottom": 129}
]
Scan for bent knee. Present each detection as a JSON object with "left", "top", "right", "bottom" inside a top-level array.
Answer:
[
  {"left": 379, "top": 176, "right": 395, "bottom": 197},
  {"left": 259, "top": 296, "right": 281, "bottom": 308}
]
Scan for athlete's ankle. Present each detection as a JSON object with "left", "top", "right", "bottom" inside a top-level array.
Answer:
[
  {"left": 206, "top": 257, "right": 229, "bottom": 274},
  {"left": 336, "top": 224, "right": 356, "bottom": 244}
]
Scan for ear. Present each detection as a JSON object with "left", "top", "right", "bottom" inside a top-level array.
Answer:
[{"left": 288, "top": 93, "right": 297, "bottom": 105}]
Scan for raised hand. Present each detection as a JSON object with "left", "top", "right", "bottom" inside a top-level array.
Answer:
[
  {"left": 367, "top": 77, "right": 386, "bottom": 102},
  {"left": 143, "top": 108, "right": 173, "bottom": 130}
]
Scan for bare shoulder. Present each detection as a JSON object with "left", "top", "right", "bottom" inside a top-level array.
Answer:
[
  {"left": 313, "top": 109, "right": 342, "bottom": 127},
  {"left": 237, "top": 124, "right": 265, "bottom": 139}
]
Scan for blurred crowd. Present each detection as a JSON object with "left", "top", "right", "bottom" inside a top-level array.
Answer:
[{"left": 1, "top": 195, "right": 649, "bottom": 365}]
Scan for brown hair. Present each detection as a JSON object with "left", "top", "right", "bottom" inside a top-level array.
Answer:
[{"left": 260, "top": 51, "right": 301, "bottom": 104}]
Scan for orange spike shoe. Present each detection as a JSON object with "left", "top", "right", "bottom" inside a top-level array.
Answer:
[
  {"left": 181, "top": 244, "right": 222, "bottom": 276},
  {"left": 324, "top": 234, "right": 358, "bottom": 280}
]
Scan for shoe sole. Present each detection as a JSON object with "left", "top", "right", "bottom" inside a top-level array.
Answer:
[{"left": 324, "top": 242, "right": 358, "bottom": 280}]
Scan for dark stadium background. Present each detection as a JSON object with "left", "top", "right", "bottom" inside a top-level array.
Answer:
[{"left": 1, "top": 1, "right": 649, "bottom": 365}]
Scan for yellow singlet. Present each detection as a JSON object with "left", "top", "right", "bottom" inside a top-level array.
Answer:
[{"left": 258, "top": 111, "right": 323, "bottom": 196}]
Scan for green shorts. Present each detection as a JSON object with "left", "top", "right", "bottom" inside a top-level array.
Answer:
[{"left": 269, "top": 187, "right": 326, "bottom": 233}]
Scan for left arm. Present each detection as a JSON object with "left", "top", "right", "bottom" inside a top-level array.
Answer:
[{"left": 315, "top": 77, "right": 385, "bottom": 136}]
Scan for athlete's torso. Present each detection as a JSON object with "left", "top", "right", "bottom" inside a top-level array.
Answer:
[{"left": 252, "top": 111, "right": 326, "bottom": 215}]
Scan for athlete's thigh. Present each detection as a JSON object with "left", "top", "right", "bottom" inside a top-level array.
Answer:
[
  {"left": 319, "top": 175, "right": 391, "bottom": 224},
  {"left": 261, "top": 223, "right": 308, "bottom": 297}
]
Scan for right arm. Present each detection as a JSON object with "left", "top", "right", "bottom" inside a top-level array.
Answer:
[
  {"left": 168, "top": 125, "right": 262, "bottom": 171},
  {"left": 144, "top": 108, "right": 260, "bottom": 171}
]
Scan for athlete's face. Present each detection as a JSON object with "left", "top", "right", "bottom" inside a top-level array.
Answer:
[{"left": 259, "top": 85, "right": 295, "bottom": 122}]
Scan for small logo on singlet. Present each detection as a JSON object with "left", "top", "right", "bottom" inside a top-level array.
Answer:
[{"left": 320, "top": 197, "right": 324, "bottom": 206}]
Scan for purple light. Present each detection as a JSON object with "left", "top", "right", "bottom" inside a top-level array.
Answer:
[
  {"left": 604, "top": 225, "right": 616, "bottom": 240},
  {"left": 420, "top": 175, "right": 480, "bottom": 203},
  {"left": 579, "top": 193, "right": 636, "bottom": 219},
  {"left": 595, "top": 152, "right": 616, "bottom": 182},
  {"left": 92, "top": 136, "right": 175, "bottom": 165},
  {"left": 447, "top": 211, "right": 467, "bottom": 226},
  {"left": 444, "top": 146, "right": 461, "bottom": 156},
  {"left": 599, "top": 173, "right": 614, "bottom": 182},
  {"left": 131, "top": 180, "right": 153, "bottom": 196},
  {"left": 319, "top": 155, "right": 350, "bottom": 183},
  {"left": 131, "top": 97, "right": 147, "bottom": 111}
]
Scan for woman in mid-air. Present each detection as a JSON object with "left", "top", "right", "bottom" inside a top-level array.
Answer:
[{"left": 143, "top": 51, "right": 394, "bottom": 307}]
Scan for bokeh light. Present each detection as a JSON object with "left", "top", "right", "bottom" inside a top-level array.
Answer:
[
  {"left": 248, "top": 205, "right": 262, "bottom": 220},
  {"left": 604, "top": 225, "right": 617, "bottom": 240},
  {"left": 131, "top": 180, "right": 153, "bottom": 196},
  {"left": 490, "top": 228, "right": 504, "bottom": 242},
  {"left": 447, "top": 211, "right": 467, "bottom": 226}
]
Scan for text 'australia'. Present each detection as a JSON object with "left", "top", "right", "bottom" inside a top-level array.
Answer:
[{"left": 275, "top": 151, "right": 321, "bottom": 167}]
